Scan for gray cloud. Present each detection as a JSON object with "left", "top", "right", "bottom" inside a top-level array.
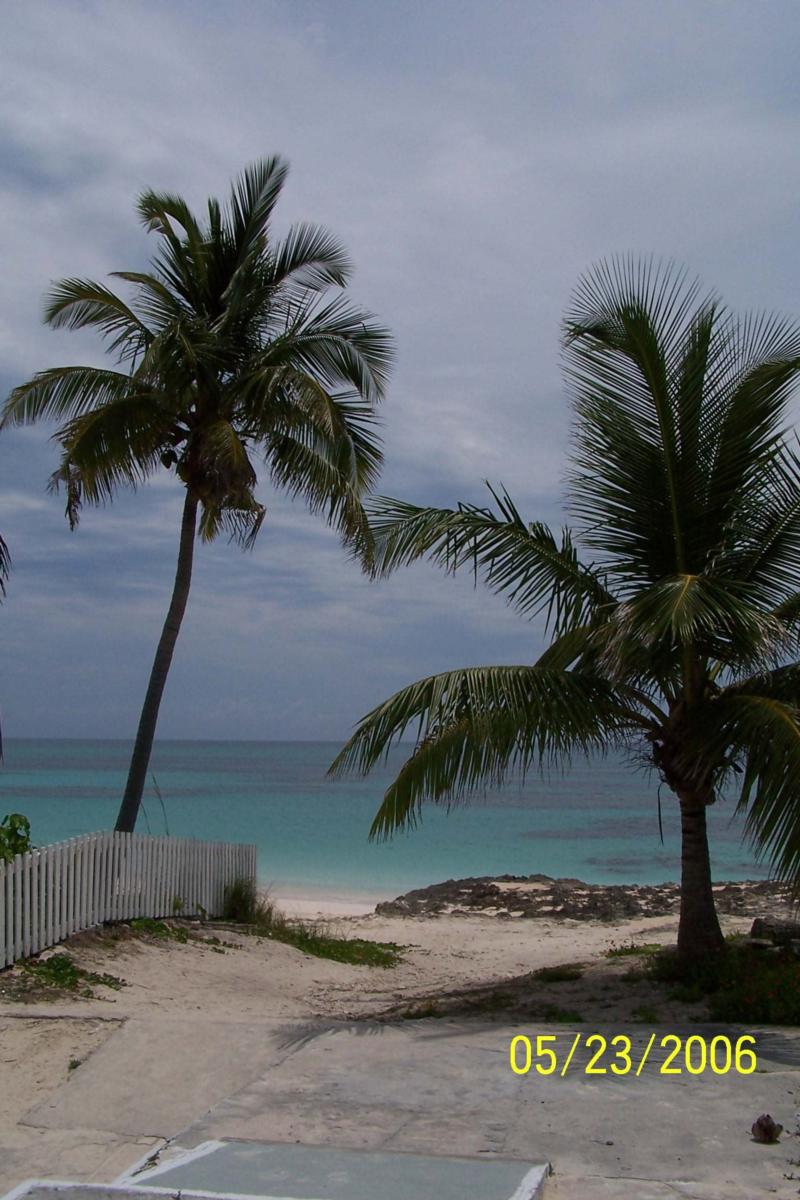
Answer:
[{"left": 1, "top": 0, "right": 799, "bottom": 738}]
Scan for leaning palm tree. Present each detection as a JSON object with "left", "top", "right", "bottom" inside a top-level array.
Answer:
[
  {"left": 3, "top": 157, "right": 392, "bottom": 833},
  {"left": 331, "top": 257, "right": 800, "bottom": 962}
]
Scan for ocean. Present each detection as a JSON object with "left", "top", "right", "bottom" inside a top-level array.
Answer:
[{"left": 0, "top": 739, "right": 768, "bottom": 899}]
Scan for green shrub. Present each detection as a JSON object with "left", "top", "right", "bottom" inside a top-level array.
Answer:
[
  {"left": 648, "top": 944, "right": 800, "bottom": 1024},
  {"left": 0, "top": 813, "right": 32, "bottom": 862},
  {"left": 709, "top": 954, "right": 800, "bottom": 1024},
  {"left": 223, "top": 877, "right": 259, "bottom": 922}
]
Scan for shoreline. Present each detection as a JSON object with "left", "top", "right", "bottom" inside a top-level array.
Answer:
[
  {"left": 264, "top": 872, "right": 790, "bottom": 921},
  {"left": 266, "top": 883, "right": 388, "bottom": 918}
]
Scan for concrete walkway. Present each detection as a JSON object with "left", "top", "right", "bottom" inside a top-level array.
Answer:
[{"left": 7, "top": 1013, "right": 800, "bottom": 1199}]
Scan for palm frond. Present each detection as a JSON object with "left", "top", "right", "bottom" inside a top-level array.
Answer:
[
  {"left": 199, "top": 493, "right": 265, "bottom": 549},
  {"left": 110, "top": 271, "right": 189, "bottom": 331},
  {"left": 0, "top": 533, "right": 10, "bottom": 598},
  {"left": 270, "top": 222, "right": 352, "bottom": 292},
  {"left": 720, "top": 661, "right": 800, "bottom": 705},
  {"left": 226, "top": 157, "right": 289, "bottom": 267},
  {"left": 43, "top": 279, "right": 151, "bottom": 362},
  {"left": 265, "top": 426, "right": 375, "bottom": 562},
  {"left": 713, "top": 440, "right": 800, "bottom": 609},
  {"left": 281, "top": 294, "right": 394, "bottom": 402},
  {"left": 565, "top": 256, "right": 710, "bottom": 579},
  {"left": 367, "top": 488, "right": 616, "bottom": 631},
  {"left": 697, "top": 692, "right": 800, "bottom": 882},
  {"left": 1, "top": 367, "right": 137, "bottom": 428},
  {"left": 602, "top": 574, "right": 787, "bottom": 675},
  {"left": 329, "top": 664, "right": 632, "bottom": 836},
  {"left": 50, "top": 393, "right": 173, "bottom": 518}
]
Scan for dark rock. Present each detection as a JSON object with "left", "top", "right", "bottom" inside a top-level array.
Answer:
[
  {"left": 750, "top": 918, "right": 800, "bottom": 946},
  {"left": 750, "top": 1114, "right": 783, "bottom": 1143},
  {"left": 375, "top": 875, "right": 791, "bottom": 922}
]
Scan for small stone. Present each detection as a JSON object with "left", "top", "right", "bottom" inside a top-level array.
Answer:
[{"left": 751, "top": 1114, "right": 783, "bottom": 1143}]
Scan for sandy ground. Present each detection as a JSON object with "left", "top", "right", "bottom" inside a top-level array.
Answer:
[
  {"left": 1, "top": 878, "right": 796, "bottom": 1195},
  {"left": 0, "top": 891, "right": 792, "bottom": 1195}
]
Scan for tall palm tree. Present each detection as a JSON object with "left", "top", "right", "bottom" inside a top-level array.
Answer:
[
  {"left": 331, "top": 257, "right": 800, "bottom": 962},
  {"left": 3, "top": 158, "right": 392, "bottom": 833}
]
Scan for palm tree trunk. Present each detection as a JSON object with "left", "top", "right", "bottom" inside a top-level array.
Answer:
[
  {"left": 676, "top": 789, "right": 725, "bottom": 961},
  {"left": 114, "top": 490, "right": 198, "bottom": 833}
]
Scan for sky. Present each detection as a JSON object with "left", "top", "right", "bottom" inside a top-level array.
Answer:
[{"left": 1, "top": 0, "right": 800, "bottom": 741}]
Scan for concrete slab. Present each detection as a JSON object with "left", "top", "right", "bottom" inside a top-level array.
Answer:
[
  {"left": 125, "top": 1137, "right": 549, "bottom": 1199},
  {"left": 162, "top": 1020, "right": 800, "bottom": 1199},
  {"left": 21, "top": 1018, "right": 291, "bottom": 1139}
]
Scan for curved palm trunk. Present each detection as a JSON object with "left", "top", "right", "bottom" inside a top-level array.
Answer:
[
  {"left": 114, "top": 491, "right": 198, "bottom": 833},
  {"left": 676, "top": 789, "right": 725, "bottom": 961}
]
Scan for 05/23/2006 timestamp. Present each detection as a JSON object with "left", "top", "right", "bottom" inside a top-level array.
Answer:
[{"left": 509, "top": 1033, "right": 758, "bottom": 1078}]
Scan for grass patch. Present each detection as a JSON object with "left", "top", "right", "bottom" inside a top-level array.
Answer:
[
  {"left": 129, "top": 917, "right": 189, "bottom": 943},
  {"left": 605, "top": 941, "right": 662, "bottom": 958},
  {"left": 18, "top": 953, "right": 125, "bottom": 1000},
  {"left": 401, "top": 1001, "right": 443, "bottom": 1020},
  {"left": 631, "top": 1005, "right": 660, "bottom": 1023},
  {"left": 648, "top": 944, "right": 800, "bottom": 1024},
  {"left": 534, "top": 963, "right": 585, "bottom": 982},
  {"left": 540, "top": 1004, "right": 584, "bottom": 1023},
  {"left": 222, "top": 878, "right": 402, "bottom": 968},
  {"left": 126, "top": 919, "right": 238, "bottom": 953}
]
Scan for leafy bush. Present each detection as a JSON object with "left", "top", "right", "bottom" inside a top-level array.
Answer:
[
  {"left": 0, "top": 813, "right": 32, "bottom": 862},
  {"left": 709, "top": 953, "right": 800, "bottom": 1024},
  {"left": 648, "top": 944, "right": 800, "bottom": 1024}
]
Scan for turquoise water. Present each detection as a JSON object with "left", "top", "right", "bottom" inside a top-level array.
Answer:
[{"left": 0, "top": 739, "right": 767, "bottom": 897}]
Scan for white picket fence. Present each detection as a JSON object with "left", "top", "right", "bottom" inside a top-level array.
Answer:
[{"left": 0, "top": 831, "right": 257, "bottom": 968}]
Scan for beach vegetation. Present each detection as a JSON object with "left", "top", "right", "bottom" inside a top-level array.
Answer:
[
  {"left": 400, "top": 1001, "right": 443, "bottom": 1019},
  {"left": 223, "top": 876, "right": 402, "bottom": 967},
  {"left": 129, "top": 916, "right": 189, "bottom": 943},
  {"left": 631, "top": 1005, "right": 659, "bottom": 1022},
  {"left": 605, "top": 941, "right": 662, "bottom": 958},
  {"left": 2, "top": 157, "right": 392, "bottom": 834},
  {"left": 0, "top": 813, "right": 32, "bottom": 862},
  {"left": 651, "top": 943, "right": 800, "bottom": 1023},
  {"left": 539, "top": 1004, "right": 584, "bottom": 1023},
  {"left": 125, "top": 917, "right": 237, "bottom": 951},
  {"left": 331, "top": 256, "right": 800, "bottom": 968},
  {"left": 534, "top": 962, "right": 585, "bottom": 981},
  {"left": 17, "top": 952, "right": 125, "bottom": 999}
]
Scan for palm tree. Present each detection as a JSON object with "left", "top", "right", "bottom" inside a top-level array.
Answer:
[
  {"left": 3, "top": 157, "right": 392, "bottom": 833},
  {"left": 331, "top": 257, "right": 800, "bottom": 963},
  {"left": 0, "top": 534, "right": 9, "bottom": 597}
]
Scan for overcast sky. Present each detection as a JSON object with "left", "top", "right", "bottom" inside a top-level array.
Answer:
[{"left": 2, "top": 0, "right": 799, "bottom": 741}]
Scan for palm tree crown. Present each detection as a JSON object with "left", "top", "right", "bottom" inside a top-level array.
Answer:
[
  {"left": 3, "top": 157, "right": 393, "bottom": 830},
  {"left": 3, "top": 157, "right": 392, "bottom": 552},
  {"left": 331, "top": 257, "right": 800, "bottom": 960}
]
